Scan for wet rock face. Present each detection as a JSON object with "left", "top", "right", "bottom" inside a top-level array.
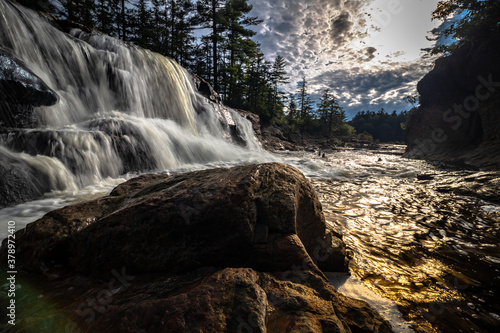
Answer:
[
  {"left": 405, "top": 41, "right": 500, "bottom": 169},
  {"left": 73, "top": 268, "right": 391, "bottom": 333},
  {"left": 191, "top": 72, "right": 222, "bottom": 104},
  {"left": 0, "top": 149, "right": 50, "bottom": 207},
  {"left": 4, "top": 163, "right": 348, "bottom": 276},
  {"left": 0, "top": 163, "right": 391, "bottom": 333},
  {"left": 0, "top": 46, "right": 58, "bottom": 127}
]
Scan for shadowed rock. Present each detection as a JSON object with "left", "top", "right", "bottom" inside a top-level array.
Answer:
[
  {"left": 405, "top": 41, "right": 500, "bottom": 170},
  {"left": 4, "top": 163, "right": 348, "bottom": 276},
  {"left": 0, "top": 45, "right": 58, "bottom": 127},
  {"left": 0, "top": 148, "right": 51, "bottom": 207},
  {"left": 0, "top": 46, "right": 58, "bottom": 107}
]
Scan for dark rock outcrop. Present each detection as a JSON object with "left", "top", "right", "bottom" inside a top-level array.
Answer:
[
  {"left": 189, "top": 72, "right": 258, "bottom": 147},
  {"left": 405, "top": 41, "right": 500, "bottom": 169},
  {"left": 0, "top": 163, "right": 392, "bottom": 332},
  {"left": 0, "top": 46, "right": 58, "bottom": 127},
  {"left": 191, "top": 72, "right": 222, "bottom": 104},
  {"left": 0, "top": 46, "right": 58, "bottom": 107}
]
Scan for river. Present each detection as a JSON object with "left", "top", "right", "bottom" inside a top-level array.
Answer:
[
  {"left": 280, "top": 147, "right": 500, "bottom": 333},
  {"left": 2, "top": 146, "right": 499, "bottom": 332}
]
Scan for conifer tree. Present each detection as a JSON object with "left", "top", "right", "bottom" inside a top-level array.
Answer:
[
  {"left": 267, "top": 55, "right": 289, "bottom": 122},
  {"left": 132, "top": 0, "right": 155, "bottom": 49},
  {"left": 297, "top": 77, "right": 313, "bottom": 129},
  {"left": 196, "top": 0, "right": 226, "bottom": 91},
  {"left": 317, "top": 89, "right": 344, "bottom": 134},
  {"left": 432, "top": 0, "right": 500, "bottom": 53}
]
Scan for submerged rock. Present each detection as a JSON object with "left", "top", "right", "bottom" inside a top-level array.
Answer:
[
  {"left": 0, "top": 163, "right": 392, "bottom": 332},
  {"left": 0, "top": 148, "right": 51, "bottom": 207}
]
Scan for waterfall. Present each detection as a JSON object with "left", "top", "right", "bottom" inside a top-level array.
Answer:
[{"left": 0, "top": 0, "right": 263, "bottom": 207}]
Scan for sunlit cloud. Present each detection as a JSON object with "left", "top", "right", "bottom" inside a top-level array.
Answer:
[{"left": 248, "top": 0, "right": 447, "bottom": 117}]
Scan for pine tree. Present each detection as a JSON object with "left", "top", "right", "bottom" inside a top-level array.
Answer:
[
  {"left": 297, "top": 77, "right": 313, "bottom": 129},
  {"left": 196, "top": 0, "right": 226, "bottom": 91},
  {"left": 432, "top": 0, "right": 500, "bottom": 53},
  {"left": 221, "top": 0, "right": 261, "bottom": 103},
  {"left": 244, "top": 50, "right": 272, "bottom": 121},
  {"left": 96, "top": 0, "right": 117, "bottom": 36},
  {"left": 170, "top": 0, "right": 196, "bottom": 67},
  {"left": 317, "top": 89, "right": 344, "bottom": 134},
  {"left": 287, "top": 93, "right": 300, "bottom": 130},
  {"left": 132, "top": 0, "right": 155, "bottom": 49},
  {"left": 267, "top": 55, "right": 289, "bottom": 123}
]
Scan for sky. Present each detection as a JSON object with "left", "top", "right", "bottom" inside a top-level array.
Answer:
[{"left": 247, "top": 0, "right": 450, "bottom": 118}]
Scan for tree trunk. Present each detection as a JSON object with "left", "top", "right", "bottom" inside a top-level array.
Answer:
[{"left": 212, "top": 0, "right": 218, "bottom": 91}]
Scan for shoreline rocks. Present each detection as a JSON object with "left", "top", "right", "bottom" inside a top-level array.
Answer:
[{"left": 0, "top": 163, "right": 392, "bottom": 332}]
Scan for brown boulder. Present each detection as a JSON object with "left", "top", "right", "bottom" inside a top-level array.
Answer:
[
  {"left": 2, "top": 267, "right": 392, "bottom": 333},
  {"left": 74, "top": 268, "right": 391, "bottom": 333},
  {"left": 0, "top": 163, "right": 393, "bottom": 333},
  {"left": 4, "top": 163, "right": 348, "bottom": 277}
]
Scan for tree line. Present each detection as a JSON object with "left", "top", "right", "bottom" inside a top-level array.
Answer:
[
  {"left": 13, "top": 0, "right": 499, "bottom": 141},
  {"left": 18, "top": 0, "right": 288, "bottom": 123},
  {"left": 349, "top": 109, "right": 407, "bottom": 143},
  {"left": 18, "top": 0, "right": 422, "bottom": 141}
]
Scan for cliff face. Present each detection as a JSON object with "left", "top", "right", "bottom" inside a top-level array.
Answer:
[{"left": 405, "top": 41, "right": 500, "bottom": 169}]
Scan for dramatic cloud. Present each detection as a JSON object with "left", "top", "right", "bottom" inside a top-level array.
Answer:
[{"left": 248, "top": 0, "right": 446, "bottom": 117}]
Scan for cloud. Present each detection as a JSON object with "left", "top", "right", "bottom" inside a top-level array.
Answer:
[
  {"left": 309, "top": 61, "right": 435, "bottom": 117},
  {"left": 330, "top": 11, "right": 355, "bottom": 46},
  {"left": 248, "top": 0, "right": 442, "bottom": 117},
  {"left": 361, "top": 46, "right": 377, "bottom": 62}
]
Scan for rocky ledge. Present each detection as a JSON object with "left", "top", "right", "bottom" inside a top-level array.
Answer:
[
  {"left": 405, "top": 41, "right": 500, "bottom": 170},
  {"left": 1, "top": 163, "right": 392, "bottom": 332}
]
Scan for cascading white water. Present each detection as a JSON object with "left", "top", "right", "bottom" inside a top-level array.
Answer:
[{"left": 0, "top": 0, "right": 265, "bottom": 208}]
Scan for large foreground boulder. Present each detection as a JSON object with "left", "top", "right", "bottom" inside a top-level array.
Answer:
[
  {"left": 7, "top": 163, "right": 348, "bottom": 276},
  {"left": 0, "top": 163, "right": 391, "bottom": 332}
]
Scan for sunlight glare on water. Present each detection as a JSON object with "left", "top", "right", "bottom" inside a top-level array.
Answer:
[{"left": 279, "top": 148, "right": 500, "bottom": 332}]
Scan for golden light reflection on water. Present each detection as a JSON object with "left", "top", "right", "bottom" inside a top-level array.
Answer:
[
  {"left": 315, "top": 177, "right": 468, "bottom": 304},
  {"left": 283, "top": 149, "right": 500, "bottom": 332}
]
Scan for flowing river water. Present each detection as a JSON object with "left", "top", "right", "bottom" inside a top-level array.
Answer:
[{"left": 280, "top": 148, "right": 500, "bottom": 333}]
